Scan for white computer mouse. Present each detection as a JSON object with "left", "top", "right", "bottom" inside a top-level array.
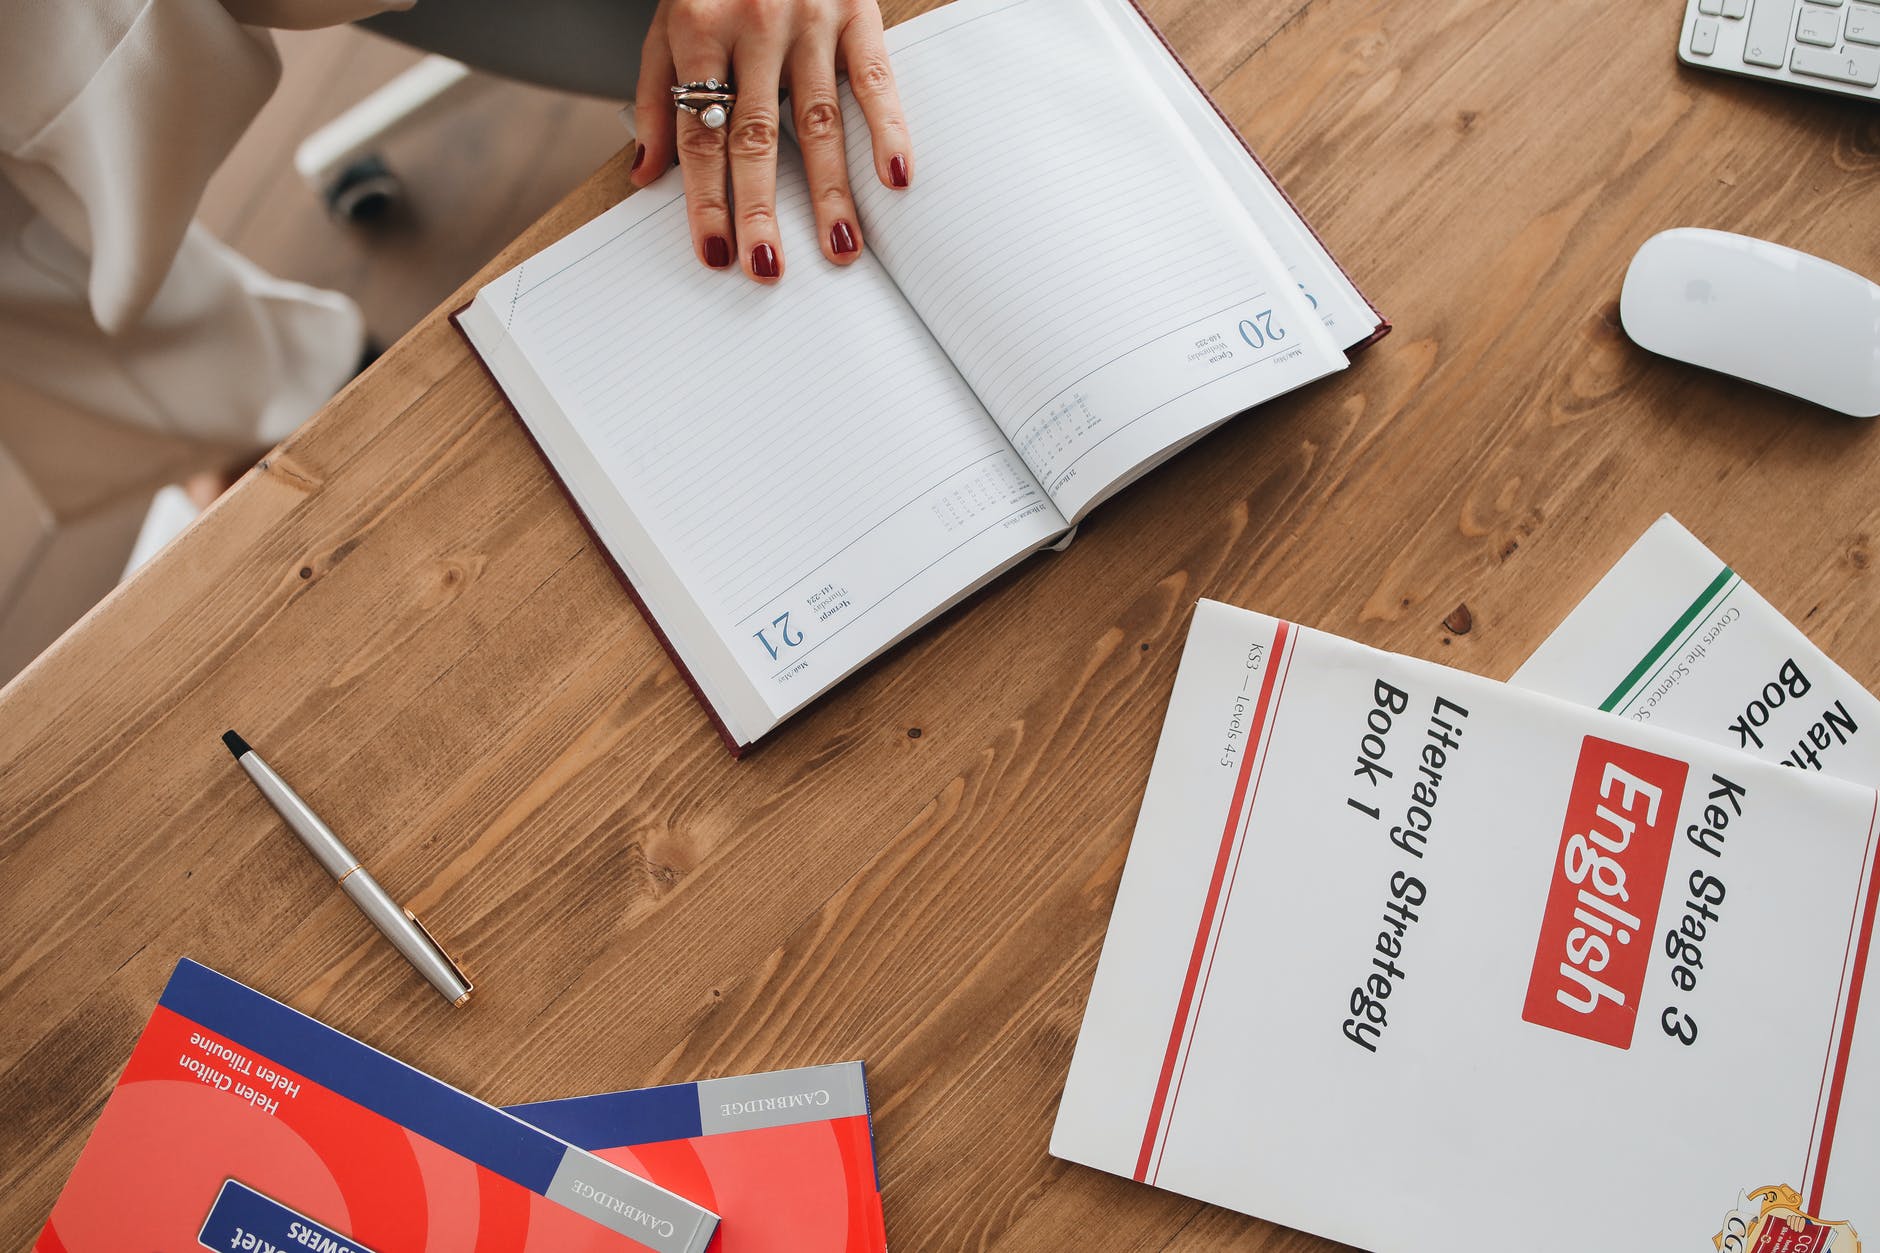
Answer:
[{"left": 1620, "top": 228, "right": 1880, "bottom": 418}]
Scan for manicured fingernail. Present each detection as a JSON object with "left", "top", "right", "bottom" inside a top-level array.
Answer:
[
  {"left": 831, "top": 221, "right": 858, "bottom": 255},
  {"left": 889, "top": 154, "right": 909, "bottom": 188},
  {"left": 752, "top": 243, "right": 779, "bottom": 278},
  {"left": 631, "top": 143, "right": 645, "bottom": 171},
  {"left": 704, "top": 236, "right": 731, "bottom": 268}
]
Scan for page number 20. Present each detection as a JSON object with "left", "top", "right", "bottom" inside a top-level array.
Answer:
[{"left": 1237, "top": 310, "right": 1286, "bottom": 350}]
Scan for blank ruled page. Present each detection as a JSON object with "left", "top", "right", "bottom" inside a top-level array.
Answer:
[
  {"left": 1090, "top": 0, "right": 1379, "bottom": 351},
  {"left": 459, "top": 150, "right": 1068, "bottom": 740},
  {"left": 846, "top": 0, "right": 1346, "bottom": 521}
]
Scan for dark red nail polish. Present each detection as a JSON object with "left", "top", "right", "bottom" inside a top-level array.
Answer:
[
  {"left": 889, "top": 154, "right": 909, "bottom": 188},
  {"left": 704, "top": 236, "right": 731, "bottom": 268},
  {"left": 631, "top": 143, "right": 645, "bottom": 171},
  {"left": 831, "top": 221, "right": 857, "bottom": 255},
  {"left": 752, "top": 243, "right": 779, "bottom": 278}
]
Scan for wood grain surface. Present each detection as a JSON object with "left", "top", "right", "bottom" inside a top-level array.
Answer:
[{"left": 4, "top": 0, "right": 1879, "bottom": 1247}]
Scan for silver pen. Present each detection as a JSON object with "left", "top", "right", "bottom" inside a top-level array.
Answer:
[{"left": 222, "top": 730, "right": 474, "bottom": 1007}]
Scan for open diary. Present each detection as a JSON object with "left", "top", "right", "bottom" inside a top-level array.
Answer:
[{"left": 456, "top": 0, "right": 1385, "bottom": 751}]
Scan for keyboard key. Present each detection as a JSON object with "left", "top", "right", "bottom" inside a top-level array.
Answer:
[
  {"left": 1849, "top": 4, "right": 1880, "bottom": 43},
  {"left": 1743, "top": 0, "right": 1796, "bottom": 65},
  {"left": 1692, "top": 15, "right": 1722, "bottom": 51},
  {"left": 1791, "top": 41, "right": 1880, "bottom": 82},
  {"left": 1813, "top": 0, "right": 1843, "bottom": 6},
  {"left": 1699, "top": 0, "right": 1723, "bottom": 11},
  {"left": 1724, "top": 0, "right": 1748, "bottom": 15},
  {"left": 1797, "top": 5, "right": 1842, "bottom": 42}
]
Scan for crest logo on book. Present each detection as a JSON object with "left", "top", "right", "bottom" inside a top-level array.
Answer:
[
  {"left": 1715, "top": 1184, "right": 1861, "bottom": 1252},
  {"left": 1521, "top": 737, "right": 1690, "bottom": 1049}
]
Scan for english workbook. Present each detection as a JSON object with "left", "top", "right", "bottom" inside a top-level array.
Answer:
[{"left": 1053, "top": 599, "right": 1876, "bottom": 1251}]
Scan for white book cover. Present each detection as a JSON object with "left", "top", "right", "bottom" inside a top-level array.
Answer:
[
  {"left": 1051, "top": 598, "right": 1877, "bottom": 1251},
  {"left": 1514, "top": 513, "right": 1879, "bottom": 783}
]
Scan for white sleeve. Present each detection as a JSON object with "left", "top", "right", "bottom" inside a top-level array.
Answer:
[{"left": 0, "top": 0, "right": 279, "bottom": 332}]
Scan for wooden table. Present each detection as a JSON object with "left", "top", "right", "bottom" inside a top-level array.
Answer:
[{"left": 4, "top": 0, "right": 1878, "bottom": 1246}]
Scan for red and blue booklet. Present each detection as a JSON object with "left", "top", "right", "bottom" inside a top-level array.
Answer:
[
  {"left": 37, "top": 959, "right": 718, "bottom": 1253},
  {"left": 511, "top": 1063, "right": 887, "bottom": 1253},
  {"left": 39, "top": 960, "right": 886, "bottom": 1252}
]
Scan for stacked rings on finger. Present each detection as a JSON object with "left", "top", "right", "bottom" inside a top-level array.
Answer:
[{"left": 672, "top": 79, "right": 736, "bottom": 130}]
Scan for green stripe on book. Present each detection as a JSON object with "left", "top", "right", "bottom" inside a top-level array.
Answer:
[{"left": 1600, "top": 565, "right": 1737, "bottom": 713}]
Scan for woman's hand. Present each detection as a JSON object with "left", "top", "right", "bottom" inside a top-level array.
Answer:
[{"left": 631, "top": 0, "right": 912, "bottom": 281}]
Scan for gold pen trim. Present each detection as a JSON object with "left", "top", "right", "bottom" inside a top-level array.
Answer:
[{"left": 403, "top": 906, "right": 474, "bottom": 1006}]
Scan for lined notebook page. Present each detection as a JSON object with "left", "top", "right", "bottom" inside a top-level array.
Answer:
[
  {"left": 460, "top": 151, "right": 1068, "bottom": 738},
  {"left": 1090, "top": 0, "right": 1378, "bottom": 350},
  {"left": 844, "top": 0, "right": 1345, "bottom": 521}
]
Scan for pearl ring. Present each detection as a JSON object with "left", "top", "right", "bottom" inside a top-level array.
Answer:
[{"left": 672, "top": 80, "right": 736, "bottom": 130}]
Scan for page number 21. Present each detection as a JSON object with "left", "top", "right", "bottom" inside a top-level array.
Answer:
[
  {"left": 1237, "top": 310, "right": 1286, "bottom": 350},
  {"left": 754, "top": 612, "right": 804, "bottom": 661}
]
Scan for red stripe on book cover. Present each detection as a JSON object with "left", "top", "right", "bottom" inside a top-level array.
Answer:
[
  {"left": 1134, "top": 618, "right": 1293, "bottom": 1183},
  {"left": 1119, "top": 0, "right": 1389, "bottom": 350},
  {"left": 1807, "top": 792, "right": 1880, "bottom": 1213},
  {"left": 1154, "top": 628, "right": 1296, "bottom": 1187},
  {"left": 451, "top": 303, "right": 749, "bottom": 758}
]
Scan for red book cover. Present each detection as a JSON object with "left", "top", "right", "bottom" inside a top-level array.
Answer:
[
  {"left": 510, "top": 1063, "right": 887, "bottom": 1252},
  {"left": 37, "top": 960, "right": 718, "bottom": 1253}
]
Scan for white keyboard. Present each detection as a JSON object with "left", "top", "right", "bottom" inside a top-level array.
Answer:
[{"left": 1680, "top": 0, "right": 1880, "bottom": 100}]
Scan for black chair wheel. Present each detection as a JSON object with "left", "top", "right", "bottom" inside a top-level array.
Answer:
[{"left": 324, "top": 154, "right": 402, "bottom": 224}]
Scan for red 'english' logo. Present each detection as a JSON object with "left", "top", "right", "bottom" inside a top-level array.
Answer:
[{"left": 1521, "top": 737, "right": 1690, "bottom": 1049}]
